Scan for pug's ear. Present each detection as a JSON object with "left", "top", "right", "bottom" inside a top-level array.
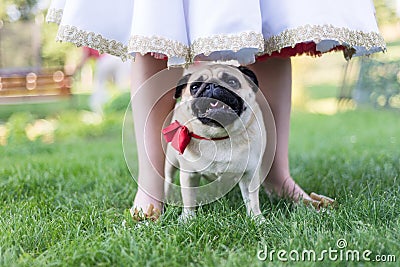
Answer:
[
  {"left": 237, "top": 66, "right": 259, "bottom": 92},
  {"left": 174, "top": 73, "right": 192, "bottom": 99}
]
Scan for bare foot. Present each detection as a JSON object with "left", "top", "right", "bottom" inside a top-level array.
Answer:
[
  {"left": 130, "top": 188, "right": 162, "bottom": 221},
  {"left": 263, "top": 176, "right": 335, "bottom": 209},
  {"left": 263, "top": 176, "right": 310, "bottom": 201}
]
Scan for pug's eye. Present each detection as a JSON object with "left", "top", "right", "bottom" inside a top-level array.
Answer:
[
  {"left": 227, "top": 78, "right": 239, "bottom": 89},
  {"left": 190, "top": 83, "right": 201, "bottom": 94}
]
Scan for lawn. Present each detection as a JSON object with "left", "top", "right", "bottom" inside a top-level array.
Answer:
[{"left": 0, "top": 101, "right": 399, "bottom": 266}]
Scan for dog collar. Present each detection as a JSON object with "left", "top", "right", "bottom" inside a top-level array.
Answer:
[{"left": 162, "top": 120, "right": 230, "bottom": 154}]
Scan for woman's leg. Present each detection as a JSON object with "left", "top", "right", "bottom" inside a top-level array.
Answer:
[
  {"left": 248, "top": 58, "right": 310, "bottom": 201},
  {"left": 130, "top": 54, "right": 182, "bottom": 213}
]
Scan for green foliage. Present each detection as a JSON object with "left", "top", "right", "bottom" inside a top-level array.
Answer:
[
  {"left": 5, "top": 112, "right": 34, "bottom": 144},
  {"left": 104, "top": 92, "right": 131, "bottom": 114},
  {"left": 40, "top": 22, "right": 78, "bottom": 68},
  {"left": 1, "top": 109, "right": 122, "bottom": 147},
  {"left": 0, "top": 0, "right": 38, "bottom": 22},
  {"left": 52, "top": 110, "right": 122, "bottom": 141},
  {"left": 355, "top": 58, "right": 400, "bottom": 109},
  {"left": 374, "top": 0, "right": 400, "bottom": 25},
  {"left": 0, "top": 1, "right": 79, "bottom": 68},
  {"left": 0, "top": 95, "right": 90, "bottom": 122}
]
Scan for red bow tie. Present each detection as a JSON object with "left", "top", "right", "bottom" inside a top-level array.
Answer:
[{"left": 162, "top": 120, "right": 229, "bottom": 154}]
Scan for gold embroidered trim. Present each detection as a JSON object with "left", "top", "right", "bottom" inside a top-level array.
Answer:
[
  {"left": 190, "top": 31, "right": 264, "bottom": 58},
  {"left": 128, "top": 35, "right": 189, "bottom": 62},
  {"left": 46, "top": 8, "right": 63, "bottom": 24},
  {"left": 56, "top": 25, "right": 130, "bottom": 61},
  {"left": 263, "top": 24, "right": 386, "bottom": 57},
  {"left": 51, "top": 23, "right": 385, "bottom": 65}
]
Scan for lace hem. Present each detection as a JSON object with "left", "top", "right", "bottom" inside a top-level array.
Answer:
[
  {"left": 56, "top": 25, "right": 130, "bottom": 61},
  {"left": 46, "top": 8, "right": 63, "bottom": 24},
  {"left": 190, "top": 31, "right": 265, "bottom": 57},
  {"left": 128, "top": 35, "right": 189, "bottom": 62},
  {"left": 51, "top": 24, "right": 386, "bottom": 64},
  {"left": 262, "top": 24, "right": 386, "bottom": 59}
]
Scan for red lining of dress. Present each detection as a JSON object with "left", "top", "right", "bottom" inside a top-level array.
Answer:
[
  {"left": 148, "top": 42, "right": 346, "bottom": 62},
  {"left": 257, "top": 42, "right": 345, "bottom": 60}
]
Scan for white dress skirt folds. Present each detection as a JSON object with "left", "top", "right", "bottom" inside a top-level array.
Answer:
[{"left": 46, "top": 0, "right": 386, "bottom": 67}]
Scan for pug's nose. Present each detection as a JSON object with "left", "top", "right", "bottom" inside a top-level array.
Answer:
[
  {"left": 201, "top": 83, "right": 222, "bottom": 97},
  {"left": 205, "top": 83, "right": 217, "bottom": 91}
]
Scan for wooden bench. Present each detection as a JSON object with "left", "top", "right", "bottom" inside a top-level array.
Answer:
[{"left": 0, "top": 69, "right": 72, "bottom": 104}]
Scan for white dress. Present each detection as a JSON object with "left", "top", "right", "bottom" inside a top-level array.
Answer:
[{"left": 46, "top": 0, "right": 386, "bottom": 67}]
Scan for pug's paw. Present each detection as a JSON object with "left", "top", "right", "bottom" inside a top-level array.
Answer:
[
  {"left": 252, "top": 214, "right": 267, "bottom": 225},
  {"left": 178, "top": 209, "right": 196, "bottom": 223}
]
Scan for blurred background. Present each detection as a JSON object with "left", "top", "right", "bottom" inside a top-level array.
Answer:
[
  {"left": 291, "top": 0, "right": 400, "bottom": 114},
  {"left": 0, "top": 0, "right": 399, "bottom": 145}
]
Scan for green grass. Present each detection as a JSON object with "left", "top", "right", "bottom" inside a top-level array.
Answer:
[
  {"left": 0, "top": 94, "right": 91, "bottom": 123},
  {"left": 304, "top": 84, "right": 338, "bottom": 100},
  {"left": 0, "top": 107, "right": 399, "bottom": 266}
]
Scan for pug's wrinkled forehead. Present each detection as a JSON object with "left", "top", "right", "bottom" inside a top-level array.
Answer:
[
  {"left": 175, "top": 64, "right": 259, "bottom": 99},
  {"left": 188, "top": 64, "right": 246, "bottom": 89}
]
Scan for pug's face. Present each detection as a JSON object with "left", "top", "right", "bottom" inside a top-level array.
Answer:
[{"left": 175, "top": 64, "right": 259, "bottom": 129}]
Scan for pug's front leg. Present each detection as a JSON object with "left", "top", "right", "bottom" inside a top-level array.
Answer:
[
  {"left": 238, "top": 172, "right": 265, "bottom": 223},
  {"left": 179, "top": 171, "right": 201, "bottom": 222}
]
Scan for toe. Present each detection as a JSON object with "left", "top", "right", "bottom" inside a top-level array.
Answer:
[
  {"left": 130, "top": 204, "right": 161, "bottom": 222},
  {"left": 310, "top": 192, "right": 335, "bottom": 208}
]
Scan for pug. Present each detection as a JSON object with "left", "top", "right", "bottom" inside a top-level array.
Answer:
[{"left": 163, "top": 64, "right": 266, "bottom": 222}]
